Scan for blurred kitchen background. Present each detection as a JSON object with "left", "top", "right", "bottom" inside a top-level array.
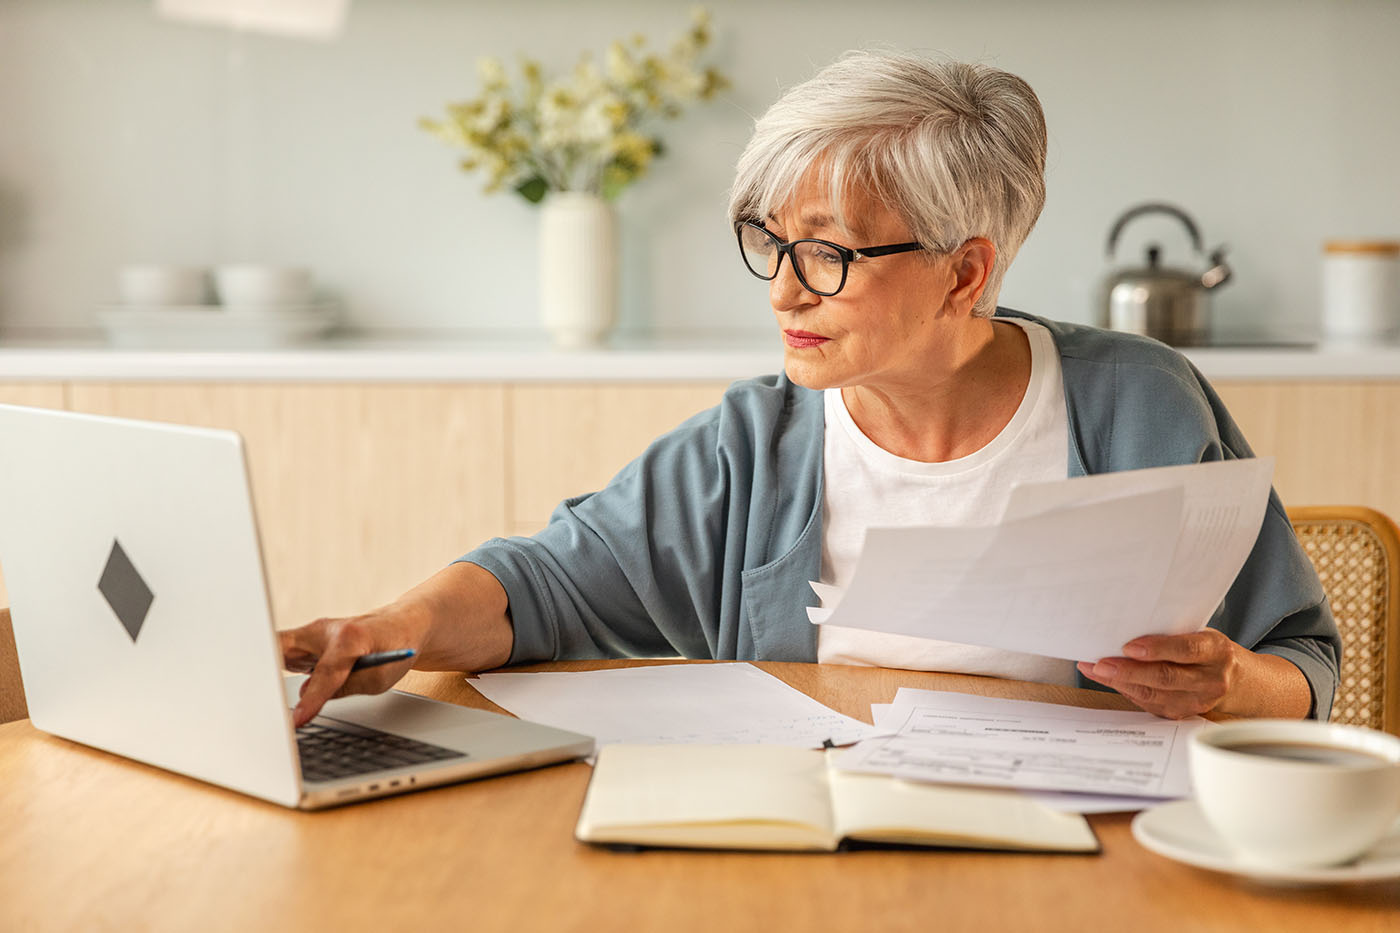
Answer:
[{"left": 0, "top": 0, "right": 1396, "bottom": 344}]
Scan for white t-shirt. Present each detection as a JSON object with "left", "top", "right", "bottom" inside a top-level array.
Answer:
[{"left": 816, "top": 317, "right": 1077, "bottom": 684}]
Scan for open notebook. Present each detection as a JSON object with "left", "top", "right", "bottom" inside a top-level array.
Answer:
[{"left": 575, "top": 744, "right": 1099, "bottom": 853}]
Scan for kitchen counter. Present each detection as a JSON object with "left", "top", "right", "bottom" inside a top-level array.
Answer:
[
  {"left": 1, "top": 332, "right": 1399, "bottom": 382},
  {"left": 0, "top": 333, "right": 780, "bottom": 383}
]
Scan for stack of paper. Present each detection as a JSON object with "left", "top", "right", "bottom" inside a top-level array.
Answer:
[
  {"left": 468, "top": 663, "right": 1199, "bottom": 813},
  {"left": 808, "top": 458, "right": 1275, "bottom": 661},
  {"left": 842, "top": 688, "right": 1206, "bottom": 813},
  {"left": 468, "top": 662, "right": 876, "bottom": 756}
]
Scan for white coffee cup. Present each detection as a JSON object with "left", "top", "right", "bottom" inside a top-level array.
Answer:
[
  {"left": 1190, "top": 719, "right": 1400, "bottom": 869},
  {"left": 119, "top": 264, "right": 210, "bottom": 306},
  {"left": 214, "top": 264, "right": 313, "bottom": 308}
]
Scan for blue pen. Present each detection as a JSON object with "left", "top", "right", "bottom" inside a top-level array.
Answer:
[{"left": 350, "top": 649, "right": 416, "bottom": 671}]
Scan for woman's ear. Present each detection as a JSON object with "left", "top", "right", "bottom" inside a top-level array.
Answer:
[{"left": 944, "top": 237, "right": 996, "bottom": 317}]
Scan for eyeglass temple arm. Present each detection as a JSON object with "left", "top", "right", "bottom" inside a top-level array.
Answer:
[{"left": 855, "top": 241, "right": 924, "bottom": 259}]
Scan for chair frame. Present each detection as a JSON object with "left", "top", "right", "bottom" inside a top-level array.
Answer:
[
  {"left": 1288, "top": 505, "right": 1400, "bottom": 736},
  {"left": 1, "top": 607, "right": 25, "bottom": 725}
]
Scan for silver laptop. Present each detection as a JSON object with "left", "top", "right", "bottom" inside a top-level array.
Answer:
[{"left": 0, "top": 403, "right": 593, "bottom": 809}]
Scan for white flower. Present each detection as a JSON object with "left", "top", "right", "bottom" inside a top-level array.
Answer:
[
  {"left": 605, "top": 41, "right": 640, "bottom": 86},
  {"left": 477, "top": 57, "right": 508, "bottom": 89},
  {"left": 422, "top": 8, "right": 726, "bottom": 201}
]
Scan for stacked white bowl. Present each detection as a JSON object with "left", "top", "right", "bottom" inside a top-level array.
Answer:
[
  {"left": 104, "top": 263, "right": 332, "bottom": 348},
  {"left": 213, "top": 265, "right": 314, "bottom": 310}
]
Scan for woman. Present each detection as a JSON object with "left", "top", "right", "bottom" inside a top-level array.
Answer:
[{"left": 283, "top": 50, "right": 1339, "bottom": 728}]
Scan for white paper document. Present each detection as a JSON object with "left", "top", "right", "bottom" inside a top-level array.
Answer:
[
  {"left": 840, "top": 689, "right": 1204, "bottom": 798},
  {"left": 808, "top": 458, "right": 1274, "bottom": 662},
  {"left": 468, "top": 662, "right": 876, "bottom": 757},
  {"left": 1004, "top": 457, "right": 1276, "bottom": 636}
]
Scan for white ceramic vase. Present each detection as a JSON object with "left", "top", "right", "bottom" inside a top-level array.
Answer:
[{"left": 538, "top": 191, "right": 617, "bottom": 349}]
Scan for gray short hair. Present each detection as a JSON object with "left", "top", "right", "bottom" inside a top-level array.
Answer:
[{"left": 728, "top": 50, "right": 1047, "bottom": 317}]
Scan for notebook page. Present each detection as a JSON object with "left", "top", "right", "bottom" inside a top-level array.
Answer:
[
  {"left": 826, "top": 751, "right": 1098, "bottom": 852},
  {"left": 576, "top": 744, "right": 837, "bottom": 850}
]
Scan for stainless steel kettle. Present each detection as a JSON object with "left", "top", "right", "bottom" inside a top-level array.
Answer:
[{"left": 1101, "top": 203, "right": 1231, "bottom": 346}]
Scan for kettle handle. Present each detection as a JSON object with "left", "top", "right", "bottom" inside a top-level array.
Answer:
[{"left": 1105, "top": 202, "right": 1204, "bottom": 260}]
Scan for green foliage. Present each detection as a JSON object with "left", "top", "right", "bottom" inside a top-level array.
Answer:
[{"left": 515, "top": 176, "right": 549, "bottom": 204}]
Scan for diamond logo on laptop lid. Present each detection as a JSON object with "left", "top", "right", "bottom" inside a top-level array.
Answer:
[{"left": 98, "top": 539, "right": 154, "bottom": 642}]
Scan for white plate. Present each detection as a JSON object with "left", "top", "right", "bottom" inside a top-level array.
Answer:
[
  {"left": 1131, "top": 798, "right": 1400, "bottom": 885},
  {"left": 97, "top": 303, "right": 339, "bottom": 349}
]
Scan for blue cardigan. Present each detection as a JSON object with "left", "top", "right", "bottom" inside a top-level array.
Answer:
[{"left": 463, "top": 311, "right": 1341, "bottom": 718}]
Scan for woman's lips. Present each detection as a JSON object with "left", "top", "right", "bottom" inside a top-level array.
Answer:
[{"left": 783, "top": 330, "right": 829, "bottom": 349}]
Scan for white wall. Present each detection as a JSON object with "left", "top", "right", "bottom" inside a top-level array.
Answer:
[{"left": 1, "top": 0, "right": 1396, "bottom": 342}]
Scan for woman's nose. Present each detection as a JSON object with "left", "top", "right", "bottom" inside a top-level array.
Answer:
[{"left": 769, "top": 257, "right": 818, "bottom": 313}]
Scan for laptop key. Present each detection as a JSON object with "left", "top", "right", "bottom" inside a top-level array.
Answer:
[{"left": 296, "top": 717, "right": 466, "bottom": 783}]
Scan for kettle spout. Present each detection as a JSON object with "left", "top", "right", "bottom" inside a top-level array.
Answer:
[{"left": 1201, "top": 247, "right": 1231, "bottom": 290}]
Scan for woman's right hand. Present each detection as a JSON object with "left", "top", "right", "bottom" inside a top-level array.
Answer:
[
  {"left": 279, "top": 562, "right": 515, "bottom": 727},
  {"left": 280, "top": 605, "right": 430, "bottom": 727}
]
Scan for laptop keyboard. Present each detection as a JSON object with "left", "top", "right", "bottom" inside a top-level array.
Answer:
[{"left": 296, "top": 718, "right": 467, "bottom": 783}]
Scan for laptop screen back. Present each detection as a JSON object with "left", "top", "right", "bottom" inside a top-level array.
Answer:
[{"left": 0, "top": 405, "right": 302, "bottom": 806}]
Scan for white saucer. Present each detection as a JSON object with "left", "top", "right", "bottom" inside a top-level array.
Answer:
[{"left": 1131, "top": 798, "right": 1400, "bottom": 885}]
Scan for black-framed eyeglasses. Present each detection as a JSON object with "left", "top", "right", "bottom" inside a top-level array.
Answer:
[{"left": 734, "top": 220, "right": 925, "bottom": 297}]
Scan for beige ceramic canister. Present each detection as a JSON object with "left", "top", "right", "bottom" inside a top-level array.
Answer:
[{"left": 1321, "top": 240, "right": 1400, "bottom": 345}]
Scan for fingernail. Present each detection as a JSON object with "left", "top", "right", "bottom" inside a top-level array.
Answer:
[
  {"left": 1095, "top": 661, "right": 1119, "bottom": 678},
  {"left": 1124, "top": 642, "right": 1147, "bottom": 659}
]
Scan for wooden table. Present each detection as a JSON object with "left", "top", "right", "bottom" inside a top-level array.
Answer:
[{"left": 1, "top": 661, "right": 1396, "bottom": 932}]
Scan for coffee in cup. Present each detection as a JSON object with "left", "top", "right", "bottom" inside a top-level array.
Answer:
[{"left": 1190, "top": 719, "right": 1400, "bottom": 869}]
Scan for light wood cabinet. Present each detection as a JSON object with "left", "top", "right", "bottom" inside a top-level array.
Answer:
[
  {"left": 66, "top": 384, "right": 508, "bottom": 628},
  {"left": 3, "top": 377, "right": 1397, "bottom": 628},
  {"left": 1213, "top": 382, "right": 1400, "bottom": 523},
  {"left": 508, "top": 383, "right": 730, "bottom": 535},
  {"left": 0, "top": 384, "right": 66, "bottom": 409}
]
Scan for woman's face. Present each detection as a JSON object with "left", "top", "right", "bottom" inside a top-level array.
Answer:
[{"left": 763, "top": 177, "right": 982, "bottom": 394}]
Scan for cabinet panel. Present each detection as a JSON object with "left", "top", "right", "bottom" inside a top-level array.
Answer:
[
  {"left": 13, "top": 376, "right": 1395, "bottom": 634},
  {"left": 67, "top": 384, "right": 509, "bottom": 628},
  {"left": 510, "top": 383, "right": 731, "bottom": 534},
  {"left": 0, "top": 384, "right": 68, "bottom": 607},
  {"left": 1214, "top": 381, "right": 1400, "bottom": 521},
  {"left": 0, "top": 384, "right": 65, "bottom": 408}
]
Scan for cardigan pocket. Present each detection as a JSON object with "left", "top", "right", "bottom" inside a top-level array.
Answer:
[{"left": 739, "top": 505, "right": 822, "bottom": 662}]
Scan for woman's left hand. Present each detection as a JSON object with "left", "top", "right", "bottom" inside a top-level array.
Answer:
[{"left": 1077, "top": 630, "right": 1243, "bottom": 719}]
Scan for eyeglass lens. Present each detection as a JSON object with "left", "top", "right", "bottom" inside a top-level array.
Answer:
[{"left": 738, "top": 224, "right": 846, "bottom": 295}]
